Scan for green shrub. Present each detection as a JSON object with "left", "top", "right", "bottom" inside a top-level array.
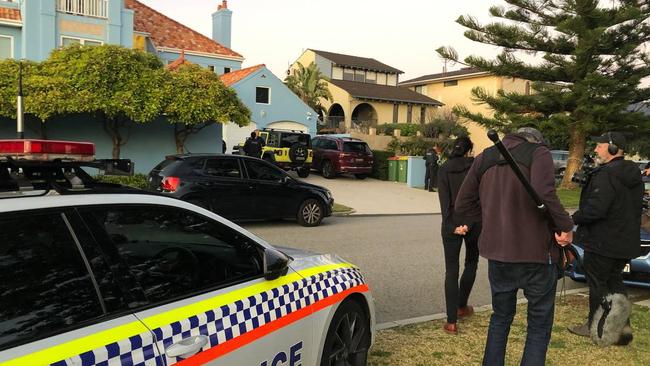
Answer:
[
  {"left": 94, "top": 173, "right": 150, "bottom": 190},
  {"left": 376, "top": 123, "right": 420, "bottom": 137},
  {"left": 376, "top": 124, "right": 396, "bottom": 136},
  {"left": 371, "top": 150, "right": 394, "bottom": 180}
]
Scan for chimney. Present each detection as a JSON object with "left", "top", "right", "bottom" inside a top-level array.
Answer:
[{"left": 212, "top": 1, "right": 232, "bottom": 49}]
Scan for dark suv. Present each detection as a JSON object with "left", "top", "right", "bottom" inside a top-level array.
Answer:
[
  {"left": 311, "top": 136, "right": 373, "bottom": 179},
  {"left": 148, "top": 154, "right": 333, "bottom": 226}
]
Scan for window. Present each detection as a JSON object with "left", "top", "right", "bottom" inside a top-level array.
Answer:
[
  {"left": 366, "top": 71, "right": 377, "bottom": 84},
  {"left": 256, "top": 87, "right": 270, "bottom": 104},
  {"left": 324, "top": 140, "right": 338, "bottom": 150},
  {"left": 224, "top": 67, "right": 231, "bottom": 74},
  {"left": 343, "top": 69, "right": 354, "bottom": 81},
  {"left": 61, "top": 36, "right": 103, "bottom": 47},
  {"left": 279, "top": 133, "right": 310, "bottom": 148},
  {"left": 311, "top": 138, "right": 322, "bottom": 148},
  {"left": 245, "top": 160, "right": 286, "bottom": 182},
  {"left": 415, "top": 85, "right": 425, "bottom": 94},
  {"left": 204, "top": 158, "right": 241, "bottom": 178},
  {"left": 343, "top": 142, "right": 371, "bottom": 154},
  {"left": 443, "top": 80, "right": 458, "bottom": 87},
  {"left": 0, "top": 36, "right": 13, "bottom": 60},
  {"left": 0, "top": 212, "right": 104, "bottom": 350},
  {"left": 208, "top": 65, "right": 215, "bottom": 72},
  {"left": 354, "top": 70, "right": 365, "bottom": 83},
  {"left": 87, "top": 206, "right": 262, "bottom": 304}
]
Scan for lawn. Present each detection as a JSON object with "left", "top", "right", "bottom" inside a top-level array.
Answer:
[
  {"left": 333, "top": 202, "right": 354, "bottom": 214},
  {"left": 557, "top": 188, "right": 581, "bottom": 209},
  {"left": 368, "top": 294, "right": 650, "bottom": 366}
]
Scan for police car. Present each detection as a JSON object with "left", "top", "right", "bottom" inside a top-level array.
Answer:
[{"left": 0, "top": 140, "right": 374, "bottom": 366}]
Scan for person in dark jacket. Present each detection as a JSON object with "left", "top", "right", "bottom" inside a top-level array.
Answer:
[
  {"left": 568, "top": 132, "right": 644, "bottom": 338},
  {"left": 437, "top": 136, "right": 481, "bottom": 335},
  {"left": 455, "top": 127, "right": 573, "bottom": 366},
  {"left": 243, "top": 130, "right": 265, "bottom": 158},
  {"left": 424, "top": 147, "right": 439, "bottom": 191}
]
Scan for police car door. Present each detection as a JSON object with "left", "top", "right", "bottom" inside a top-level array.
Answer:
[
  {"left": 81, "top": 203, "right": 315, "bottom": 366},
  {"left": 0, "top": 209, "right": 163, "bottom": 366}
]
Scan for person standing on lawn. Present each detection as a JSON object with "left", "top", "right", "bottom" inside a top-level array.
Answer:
[
  {"left": 568, "top": 132, "right": 643, "bottom": 343},
  {"left": 454, "top": 127, "right": 573, "bottom": 366},
  {"left": 437, "top": 136, "right": 481, "bottom": 335}
]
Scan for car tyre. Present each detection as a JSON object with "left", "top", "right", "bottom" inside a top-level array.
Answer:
[
  {"left": 320, "top": 300, "right": 370, "bottom": 366},
  {"left": 322, "top": 160, "right": 335, "bottom": 179},
  {"left": 354, "top": 174, "right": 367, "bottom": 180},
  {"left": 297, "top": 198, "right": 324, "bottom": 227},
  {"left": 297, "top": 167, "right": 310, "bottom": 178}
]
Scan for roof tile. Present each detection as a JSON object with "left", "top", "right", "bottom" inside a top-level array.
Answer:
[
  {"left": 311, "top": 49, "right": 403, "bottom": 74},
  {"left": 125, "top": 0, "right": 242, "bottom": 58},
  {"left": 329, "top": 79, "right": 443, "bottom": 106},
  {"left": 220, "top": 64, "right": 265, "bottom": 86},
  {"left": 0, "top": 7, "right": 21, "bottom": 22}
]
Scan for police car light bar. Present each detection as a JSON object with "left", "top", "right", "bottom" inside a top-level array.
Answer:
[{"left": 0, "top": 139, "right": 96, "bottom": 162}]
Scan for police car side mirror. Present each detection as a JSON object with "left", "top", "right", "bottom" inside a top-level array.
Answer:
[{"left": 264, "top": 247, "right": 291, "bottom": 281}]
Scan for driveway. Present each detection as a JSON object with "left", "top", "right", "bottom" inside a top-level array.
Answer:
[{"left": 293, "top": 172, "right": 440, "bottom": 215}]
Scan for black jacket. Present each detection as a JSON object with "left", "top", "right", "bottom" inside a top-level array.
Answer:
[
  {"left": 243, "top": 137, "right": 265, "bottom": 158},
  {"left": 438, "top": 156, "right": 475, "bottom": 229},
  {"left": 573, "top": 157, "right": 644, "bottom": 259},
  {"left": 425, "top": 151, "right": 439, "bottom": 170}
]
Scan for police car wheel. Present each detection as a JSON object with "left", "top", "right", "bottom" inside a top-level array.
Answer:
[
  {"left": 320, "top": 300, "right": 370, "bottom": 366},
  {"left": 297, "top": 198, "right": 323, "bottom": 227}
]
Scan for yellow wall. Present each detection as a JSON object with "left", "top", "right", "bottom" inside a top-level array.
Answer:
[
  {"left": 292, "top": 50, "right": 316, "bottom": 71},
  {"left": 419, "top": 75, "right": 528, "bottom": 152}
]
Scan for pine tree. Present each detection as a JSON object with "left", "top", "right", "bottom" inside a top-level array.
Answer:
[{"left": 437, "top": 0, "right": 650, "bottom": 188}]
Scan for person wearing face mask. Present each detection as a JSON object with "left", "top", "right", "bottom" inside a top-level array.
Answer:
[{"left": 568, "top": 132, "right": 644, "bottom": 344}]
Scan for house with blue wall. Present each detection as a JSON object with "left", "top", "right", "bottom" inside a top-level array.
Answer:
[
  {"left": 219, "top": 64, "right": 318, "bottom": 153},
  {"left": 0, "top": 0, "right": 316, "bottom": 173}
]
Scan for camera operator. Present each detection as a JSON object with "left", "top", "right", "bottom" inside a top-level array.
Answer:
[{"left": 568, "top": 132, "right": 644, "bottom": 339}]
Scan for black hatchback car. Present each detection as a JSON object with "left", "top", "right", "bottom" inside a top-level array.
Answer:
[{"left": 148, "top": 154, "right": 333, "bottom": 226}]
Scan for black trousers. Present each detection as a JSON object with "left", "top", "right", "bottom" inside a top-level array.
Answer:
[
  {"left": 583, "top": 251, "right": 628, "bottom": 324},
  {"left": 425, "top": 166, "right": 438, "bottom": 190},
  {"left": 442, "top": 222, "right": 481, "bottom": 323}
]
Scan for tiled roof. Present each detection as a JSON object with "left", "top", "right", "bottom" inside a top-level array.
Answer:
[
  {"left": 0, "top": 7, "right": 21, "bottom": 22},
  {"left": 311, "top": 50, "right": 403, "bottom": 74},
  {"left": 220, "top": 64, "right": 265, "bottom": 86},
  {"left": 399, "top": 67, "right": 488, "bottom": 86},
  {"left": 328, "top": 79, "right": 443, "bottom": 106},
  {"left": 125, "top": 0, "right": 242, "bottom": 58},
  {"left": 166, "top": 50, "right": 190, "bottom": 71}
]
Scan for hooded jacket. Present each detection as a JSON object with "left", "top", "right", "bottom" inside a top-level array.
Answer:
[
  {"left": 573, "top": 157, "right": 644, "bottom": 259},
  {"left": 437, "top": 156, "right": 475, "bottom": 231},
  {"left": 455, "top": 134, "right": 573, "bottom": 264}
]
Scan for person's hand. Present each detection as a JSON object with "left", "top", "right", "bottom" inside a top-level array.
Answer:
[
  {"left": 555, "top": 231, "right": 573, "bottom": 246},
  {"left": 454, "top": 225, "right": 469, "bottom": 236}
]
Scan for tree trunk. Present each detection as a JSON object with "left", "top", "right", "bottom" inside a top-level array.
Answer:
[
  {"left": 559, "top": 125, "right": 586, "bottom": 189},
  {"left": 174, "top": 124, "right": 186, "bottom": 154},
  {"left": 102, "top": 117, "right": 122, "bottom": 159}
]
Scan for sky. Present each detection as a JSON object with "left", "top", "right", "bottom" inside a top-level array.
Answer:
[{"left": 138, "top": 0, "right": 509, "bottom": 82}]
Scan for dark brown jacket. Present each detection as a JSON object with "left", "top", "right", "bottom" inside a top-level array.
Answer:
[{"left": 455, "top": 134, "right": 573, "bottom": 264}]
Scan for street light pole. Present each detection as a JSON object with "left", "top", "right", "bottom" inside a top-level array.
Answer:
[{"left": 17, "top": 61, "right": 24, "bottom": 139}]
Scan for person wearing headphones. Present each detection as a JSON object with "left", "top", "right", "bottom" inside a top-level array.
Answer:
[{"left": 568, "top": 132, "right": 644, "bottom": 339}]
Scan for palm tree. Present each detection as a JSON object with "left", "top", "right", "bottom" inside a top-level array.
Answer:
[{"left": 286, "top": 62, "right": 332, "bottom": 114}]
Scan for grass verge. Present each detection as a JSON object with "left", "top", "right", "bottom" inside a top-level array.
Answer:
[
  {"left": 369, "top": 294, "right": 650, "bottom": 366},
  {"left": 557, "top": 188, "right": 581, "bottom": 209},
  {"left": 333, "top": 202, "right": 354, "bottom": 214}
]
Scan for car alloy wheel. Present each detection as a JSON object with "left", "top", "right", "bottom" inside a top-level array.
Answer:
[
  {"left": 298, "top": 198, "right": 323, "bottom": 226},
  {"left": 321, "top": 301, "right": 370, "bottom": 366},
  {"left": 322, "top": 160, "right": 335, "bottom": 179}
]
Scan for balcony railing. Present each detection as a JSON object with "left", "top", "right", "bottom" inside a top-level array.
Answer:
[{"left": 56, "top": 0, "right": 108, "bottom": 19}]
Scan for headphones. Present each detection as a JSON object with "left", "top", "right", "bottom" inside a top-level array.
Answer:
[{"left": 607, "top": 132, "right": 619, "bottom": 156}]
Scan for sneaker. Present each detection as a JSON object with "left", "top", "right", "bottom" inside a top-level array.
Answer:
[
  {"left": 457, "top": 306, "right": 474, "bottom": 319},
  {"left": 568, "top": 323, "right": 590, "bottom": 337},
  {"left": 443, "top": 323, "right": 458, "bottom": 335}
]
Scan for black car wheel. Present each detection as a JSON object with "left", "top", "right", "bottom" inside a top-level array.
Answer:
[
  {"left": 297, "top": 167, "right": 310, "bottom": 178},
  {"left": 322, "top": 160, "right": 335, "bottom": 179},
  {"left": 320, "top": 300, "right": 370, "bottom": 366},
  {"left": 354, "top": 174, "right": 367, "bottom": 180},
  {"left": 297, "top": 198, "right": 324, "bottom": 227}
]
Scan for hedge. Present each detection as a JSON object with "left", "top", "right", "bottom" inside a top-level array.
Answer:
[
  {"left": 94, "top": 173, "right": 150, "bottom": 190},
  {"left": 371, "top": 150, "right": 394, "bottom": 180}
]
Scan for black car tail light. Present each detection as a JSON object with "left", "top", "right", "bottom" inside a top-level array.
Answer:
[{"left": 161, "top": 176, "right": 180, "bottom": 192}]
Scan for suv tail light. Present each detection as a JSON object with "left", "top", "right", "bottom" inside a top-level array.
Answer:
[
  {"left": 0, "top": 139, "right": 95, "bottom": 161},
  {"left": 339, "top": 153, "right": 352, "bottom": 158},
  {"left": 161, "top": 176, "right": 180, "bottom": 192}
]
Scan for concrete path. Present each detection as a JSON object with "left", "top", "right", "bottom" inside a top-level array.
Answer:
[{"left": 292, "top": 172, "right": 440, "bottom": 215}]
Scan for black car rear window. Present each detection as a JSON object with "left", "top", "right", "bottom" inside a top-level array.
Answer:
[
  {"left": 343, "top": 142, "right": 371, "bottom": 154},
  {"left": 153, "top": 158, "right": 178, "bottom": 171}
]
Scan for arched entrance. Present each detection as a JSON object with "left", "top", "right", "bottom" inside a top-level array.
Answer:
[
  {"left": 351, "top": 103, "right": 377, "bottom": 131},
  {"left": 327, "top": 104, "right": 345, "bottom": 129}
]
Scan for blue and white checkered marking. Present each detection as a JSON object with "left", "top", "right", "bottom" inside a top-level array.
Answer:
[{"left": 49, "top": 267, "right": 363, "bottom": 366}]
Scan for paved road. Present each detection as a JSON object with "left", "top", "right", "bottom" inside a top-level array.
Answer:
[{"left": 241, "top": 214, "right": 587, "bottom": 324}]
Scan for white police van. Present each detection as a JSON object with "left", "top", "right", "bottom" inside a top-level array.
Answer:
[{"left": 0, "top": 140, "right": 374, "bottom": 366}]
